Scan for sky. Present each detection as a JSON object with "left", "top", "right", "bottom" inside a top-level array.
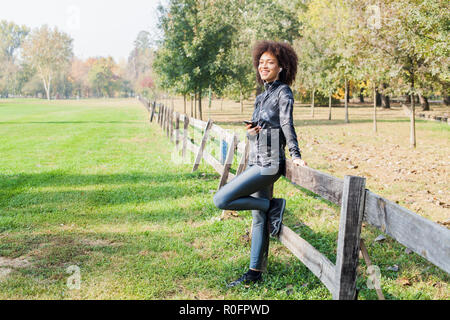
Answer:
[{"left": 0, "top": 0, "right": 161, "bottom": 63}]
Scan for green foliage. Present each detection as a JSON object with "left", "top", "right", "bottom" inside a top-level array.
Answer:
[
  {"left": 88, "top": 57, "right": 121, "bottom": 98},
  {"left": 21, "top": 25, "right": 73, "bottom": 100},
  {"left": 153, "top": 0, "right": 301, "bottom": 102}
]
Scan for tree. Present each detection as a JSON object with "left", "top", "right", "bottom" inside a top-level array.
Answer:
[
  {"left": 69, "top": 58, "right": 90, "bottom": 98},
  {"left": 353, "top": 0, "right": 449, "bottom": 147},
  {"left": 88, "top": 57, "right": 121, "bottom": 98},
  {"left": 22, "top": 25, "right": 73, "bottom": 100},
  {"left": 0, "top": 20, "right": 29, "bottom": 97}
]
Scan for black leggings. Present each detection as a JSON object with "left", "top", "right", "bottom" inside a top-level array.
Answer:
[{"left": 213, "top": 163, "right": 283, "bottom": 270}]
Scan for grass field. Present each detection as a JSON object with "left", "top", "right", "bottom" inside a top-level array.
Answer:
[{"left": 0, "top": 98, "right": 448, "bottom": 299}]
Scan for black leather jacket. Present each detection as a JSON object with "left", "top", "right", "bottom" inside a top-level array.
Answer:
[{"left": 247, "top": 80, "right": 302, "bottom": 171}]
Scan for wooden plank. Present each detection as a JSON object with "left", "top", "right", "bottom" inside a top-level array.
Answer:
[
  {"left": 236, "top": 138, "right": 249, "bottom": 175},
  {"left": 186, "top": 139, "right": 199, "bottom": 154},
  {"left": 139, "top": 97, "right": 150, "bottom": 111},
  {"left": 190, "top": 117, "right": 208, "bottom": 130},
  {"left": 360, "top": 239, "right": 385, "bottom": 300},
  {"left": 279, "top": 225, "right": 336, "bottom": 293},
  {"left": 202, "top": 150, "right": 226, "bottom": 175},
  {"left": 210, "top": 124, "right": 233, "bottom": 142},
  {"left": 364, "top": 190, "right": 450, "bottom": 274},
  {"left": 192, "top": 119, "right": 213, "bottom": 172},
  {"left": 218, "top": 133, "right": 237, "bottom": 190},
  {"left": 285, "top": 159, "right": 344, "bottom": 205},
  {"left": 334, "top": 175, "right": 366, "bottom": 300},
  {"left": 236, "top": 140, "right": 247, "bottom": 155}
]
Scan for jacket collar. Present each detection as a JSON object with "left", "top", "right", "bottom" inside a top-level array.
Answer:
[{"left": 263, "top": 80, "right": 282, "bottom": 93}]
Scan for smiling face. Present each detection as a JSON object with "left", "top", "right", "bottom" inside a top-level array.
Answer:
[{"left": 258, "top": 51, "right": 280, "bottom": 83}]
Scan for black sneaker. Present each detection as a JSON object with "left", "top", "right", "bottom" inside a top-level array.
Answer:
[
  {"left": 226, "top": 270, "right": 262, "bottom": 288},
  {"left": 267, "top": 198, "right": 286, "bottom": 237}
]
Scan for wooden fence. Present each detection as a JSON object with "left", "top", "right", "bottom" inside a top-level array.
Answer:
[{"left": 139, "top": 97, "right": 450, "bottom": 300}]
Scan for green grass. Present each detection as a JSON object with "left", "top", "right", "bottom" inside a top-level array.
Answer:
[{"left": 0, "top": 98, "right": 448, "bottom": 300}]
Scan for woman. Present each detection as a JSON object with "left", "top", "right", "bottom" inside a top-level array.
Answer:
[{"left": 213, "top": 40, "right": 307, "bottom": 288}]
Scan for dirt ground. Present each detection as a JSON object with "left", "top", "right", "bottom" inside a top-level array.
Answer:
[{"left": 158, "top": 96, "right": 449, "bottom": 225}]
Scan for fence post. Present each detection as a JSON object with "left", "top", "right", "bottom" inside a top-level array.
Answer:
[
  {"left": 182, "top": 115, "right": 190, "bottom": 158},
  {"left": 167, "top": 108, "right": 171, "bottom": 138},
  {"left": 333, "top": 175, "right": 366, "bottom": 300},
  {"left": 163, "top": 106, "right": 169, "bottom": 136},
  {"left": 169, "top": 108, "right": 174, "bottom": 141},
  {"left": 157, "top": 104, "right": 161, "bottom": 125},
  {"left": 163, "top": 106, "right": 169, "bottom": 135},
  {"left": 167, "top": 108, "right": 171, "bottom": 137},
  {"left": 175, "top": 112, "right": 180, "bottom": 148},
  {"left": 218, "top": 133, "right": 237, "bottom": 190},
  {"left": 192, "top": 119, "right": 213, "bottom": 172},
  {"left": 150, "top": 101, "right": 156, "bottom": 122}
]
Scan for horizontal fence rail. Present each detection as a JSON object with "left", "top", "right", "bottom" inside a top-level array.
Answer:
[{"left": 138, "top": 97, "right": 450, "bottom": 299}]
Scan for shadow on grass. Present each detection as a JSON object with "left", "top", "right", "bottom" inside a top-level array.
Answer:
[
  {"left": 0, "top": 170, "right": 220, "bottom": 230},
  {"left": 0, "top": 121, "right": 142, "bottom": 125}
]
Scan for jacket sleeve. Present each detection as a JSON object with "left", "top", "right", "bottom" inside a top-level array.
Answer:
[
  {"left": 279, "top": 90, "right": 302, "bottom": 159},
  {"left": 246, "top": 98, "right": 260, "bottom": 140}
]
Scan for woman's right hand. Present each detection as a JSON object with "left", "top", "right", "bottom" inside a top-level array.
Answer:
[{"left": 246, "top": 123, "right": 261, "bottom": 136}]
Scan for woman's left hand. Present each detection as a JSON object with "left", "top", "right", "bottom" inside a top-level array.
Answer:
[{"left": 293, "top": 158, "right": 307, "bottom": 167}]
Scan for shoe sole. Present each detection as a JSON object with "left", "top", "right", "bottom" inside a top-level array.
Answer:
[{"left": 271, "top": 198, "right": 286, "bottom": 237}]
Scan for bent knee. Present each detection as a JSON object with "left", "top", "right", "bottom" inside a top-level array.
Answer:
[{"left": 213, "top": 192, "right": 228, "bottom": 210}]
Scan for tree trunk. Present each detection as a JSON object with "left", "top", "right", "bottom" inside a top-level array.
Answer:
[
  {"left": 183, "top": 94, "right": 186, "bottom": 114},
  {"left": 381, "top": 83, "right": 390, "bottom": 108},
  {"left": 328, "top": 94, "right": 332, "bottom": 120},
  {"left": 344, "top": 78, "right": 349, "bottom": 123},
  {"left": 208, "top": 85, "right": 212, "bottom": 109},
  {"left": 381, "top": 94, "right": 390, "bottom": 108},
  {"left": 198, "top": 88, "right": 203, "bottom": 120},
  {"left": 405, "top": 94, "right": 411, "bottom": 104},
  {"left": 444, "top": 95, "right": 450, "bottom": 106},
  {"left": 373, "top": 82, "right": 377, "bottom": 133},
  {"left": 194, "top": 91, "right": 197, "bottom": 119},
  {"left": 190, "top": 94, "right": 193, "bottom": 117},
  {"left": 410, "top": 75, "right": 416, "bottom": 148},
  {"left": 311, "top": 88, "right": 315, "bottom": 118},
  {"left": 240, "top": 88, "right": 243, "bottom": 114},
  {"left": 346, "top": 83, "right": 350, "bottom": 103},
  {"left": 376, "top": 90, "right": 382, "bottom": 106},
  {"left": 419, "top": 94, "right": 430, "bottom": 111},
  {"left": 42, "top": 77, "right": 51, "bottom": 100},
  {"left": 221, "top": 98, "right": 224, "bottom": 111},
  {"left": 359, "top": 88, "right": 364, "bottom": 103}
]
